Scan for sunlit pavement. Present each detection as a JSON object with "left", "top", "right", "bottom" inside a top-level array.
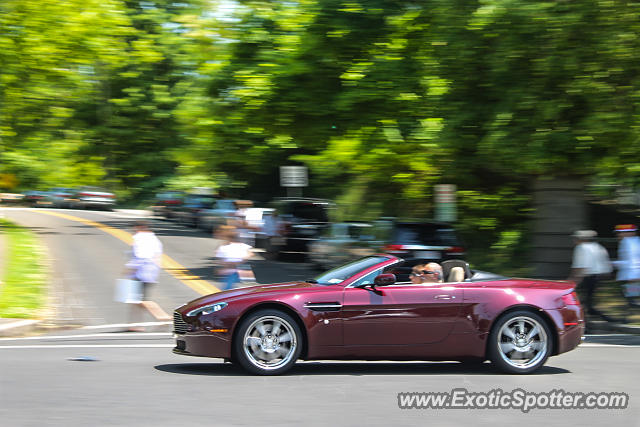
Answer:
[{"left": 0, "top": 332, "right": 638, "bottom": 426}]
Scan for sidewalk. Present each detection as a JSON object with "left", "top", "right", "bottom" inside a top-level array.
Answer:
[{"left": 0, "top": 318, "right": 39, "bottom": 337}]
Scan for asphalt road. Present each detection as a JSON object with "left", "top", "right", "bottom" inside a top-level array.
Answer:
[
  {"left": 0, "top": 332, "right": 638, "bottom": 426},
  {"left": 1, "top": 207, "right": 638, "bottom": 426}
]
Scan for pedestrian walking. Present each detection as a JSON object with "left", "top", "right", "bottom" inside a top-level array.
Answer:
[
  {"left": 215, "top": 225, "right": 255, "bottom": 290},
  {"left": 612, "top": 224, "right": 640, "bottom": 320},
  {"left": 124, "top": 220, "right": 166, "bottom": 331},
  {"left": 262, "top": 210, "right": 284, "bottom": 260},
  {"left": 229, "top": 200, "right": 255, "bottom": 246},
  {"left": 568, "top": 230, "right": 612, "bottom": 318}
]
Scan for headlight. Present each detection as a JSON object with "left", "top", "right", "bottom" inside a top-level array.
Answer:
[{"left": 186, "top": 302, "right": 228, "bottom": 317}]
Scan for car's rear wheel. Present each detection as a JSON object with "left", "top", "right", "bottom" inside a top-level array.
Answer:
[
  {"left": 233, "top": 309, "right": 302, "bottom": 375},
  {"left": 488, "top": 310, "right": 552, "bottom": 374}
]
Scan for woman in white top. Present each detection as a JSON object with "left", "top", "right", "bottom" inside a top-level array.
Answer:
[
  {"left": 125, "top": 220, "right": 164, "bottom": 331},
  {"left": 215, "top": 225, "right": 254, "bottom": 290}
]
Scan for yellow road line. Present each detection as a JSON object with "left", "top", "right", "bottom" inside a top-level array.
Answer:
[{"left": 34, "top": 210, "right": 219, "bottom": 296}]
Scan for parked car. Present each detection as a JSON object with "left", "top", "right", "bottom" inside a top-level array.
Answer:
[
  {"left": 69, "top": 186, "right": 116, "bottom": 210},
  {"left": 268, "top": 197, "right": 334, "bottom": 257},
  {"left": 197, "top": 199, "right": 237, "bottom": 232},
  {"left": 308, "top": 222, "right": 377, "bottom": 269},
  {"left": 47, "top": 187, "right": 75, "bottom": 208},
  {"left": 174, "top": 194, "right": 217, "bottom": 228},
  {"left": 374, "top": 219, "right": 465, "bottom": 261},
  {"left": 0, "top": 193, "right": 24, "bottom": 205},
  {"left": 23, "top": 191, "right": 49, "bottom": 206},
  {"left": 151, "top": 191, "right": 185, "bottom": 219},
  {"left": 173, "top": 255, "right": 584, "bottom": 375}
]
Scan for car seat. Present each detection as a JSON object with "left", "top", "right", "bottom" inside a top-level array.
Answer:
[
  {"left": 447, "top": 266, "right": 465, "bottom": 282},
  {"left": 441, "top": 259, "right": 471, "bottom": 282}
]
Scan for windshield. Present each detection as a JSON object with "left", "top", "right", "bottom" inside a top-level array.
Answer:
[
  {"left": 285, "top": 202, "right": 329, "bottom": 222},
  {"left": 392, "top": 224, "right": 460, "bottom": 246},
  {"left": 313, "top": 256, "right": 390, "bottom": 285}
]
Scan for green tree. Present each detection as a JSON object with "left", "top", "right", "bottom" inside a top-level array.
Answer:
[
  {"left": 73, "top": 0, "right": 214, "bottom": 201},
  {"left": 0, "top": 0, "right": 132, "bottom": 188}
]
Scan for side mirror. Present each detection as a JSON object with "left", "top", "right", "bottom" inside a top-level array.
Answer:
[{"left": 373, "top": 273, "right": 396, "bottom": 286}]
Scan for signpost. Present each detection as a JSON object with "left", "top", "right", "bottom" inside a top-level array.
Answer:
[
  {"left": 434, "top": 184, "right": 457, "bottom": 222},
  {"left": 280, "top": 166, "right": 308, "bottom": 197}
]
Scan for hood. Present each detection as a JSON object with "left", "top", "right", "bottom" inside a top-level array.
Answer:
[{"left": 177, "top": 281, "right": 316, "bottom": 311}]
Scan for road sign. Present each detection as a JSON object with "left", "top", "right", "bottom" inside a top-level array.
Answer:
[
  {"left": 434, "top": 184, "right": 457, "bottom": 222},
  {"left": 280, "top": 166, "right": 308, "bottom": 187}
]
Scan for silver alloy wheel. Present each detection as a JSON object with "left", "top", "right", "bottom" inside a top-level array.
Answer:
[
  {"left": 243, "top": 315, "right": 298, "bottom": 371},
  {"left": 497, "top": 316, "right": 548, "bottom": 370}
]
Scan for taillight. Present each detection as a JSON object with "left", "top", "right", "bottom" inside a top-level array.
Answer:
[
  {"left": 562, "top": 291, "right": 580, "bottom": 306},
  {"left": 384, "top": 244, "right": 409, "bottom": 253},
  {"left": 446, "top": 246, "right": 465, "bottom": 255}
]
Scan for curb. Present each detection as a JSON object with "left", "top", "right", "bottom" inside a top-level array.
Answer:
[
  {"left": 602, "top": 323, "right": 640, "bottom": 335},
  {"left": 0, "top": 319, "right": 39, "bottom": 337},
  {"left": 585, "top": 319, "right": 640, "bottom": 335}
]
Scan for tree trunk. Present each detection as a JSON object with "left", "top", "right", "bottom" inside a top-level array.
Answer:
[{"left": 531, "top": 177, "right": 587, "bottom": 279}]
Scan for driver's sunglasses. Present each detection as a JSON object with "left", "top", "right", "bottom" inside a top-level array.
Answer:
[{"left": 410, "top": 270, "right": 437, "bottom": 277}]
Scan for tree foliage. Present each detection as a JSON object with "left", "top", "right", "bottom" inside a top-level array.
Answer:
[{"left": 2, "top": 0, "right": 640, "bottom": 268}]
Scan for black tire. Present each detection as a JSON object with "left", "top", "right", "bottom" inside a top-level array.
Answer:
[
  {"left": 488, "top": 310, "right": 553, "bottom": 374},
  {"left": 233, "top": 309, "right": 302, "bottom": 375}
]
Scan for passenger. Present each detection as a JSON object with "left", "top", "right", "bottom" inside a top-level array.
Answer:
[{"left": 410, "top": 262, "right": 443, "bottom": 284}]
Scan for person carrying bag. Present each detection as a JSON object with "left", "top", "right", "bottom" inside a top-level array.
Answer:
[{"left": 120, "top": 220, "right": 165, "bottom": 331}]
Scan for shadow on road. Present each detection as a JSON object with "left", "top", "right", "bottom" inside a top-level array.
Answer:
[
  {"left": 583, "top": 334, "right": 640, "bottom": 346},
  {"left": 154, "top": 362, "right": 570, "bottom": 376}
]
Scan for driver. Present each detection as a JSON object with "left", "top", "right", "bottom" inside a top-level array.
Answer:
[{"left": 410, "top": 263, "right": 443, "bottom": 284}]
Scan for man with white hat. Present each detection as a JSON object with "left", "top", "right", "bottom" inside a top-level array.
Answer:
[
  {"left": 613, "top": 224, "right": 640, "bottom": 317},
  {"left": 568, "top": 230, "right": 612, "bottom": 317}
]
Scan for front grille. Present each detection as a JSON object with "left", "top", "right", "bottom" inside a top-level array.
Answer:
[{"left": 173, "top": 311, "right": 188, "bottom": 334}]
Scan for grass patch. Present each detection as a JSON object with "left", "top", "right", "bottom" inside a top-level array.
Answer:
[{"left": 0, "top": 218, "right": 47, "bottom": 318}]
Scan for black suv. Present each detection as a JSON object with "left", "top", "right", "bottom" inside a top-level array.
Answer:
[
  {"left": 269, "top": 197, "right": 334, "bottom": 256},
  {"left": 373, "top": 220, "right": 465, "bottom": 261}
]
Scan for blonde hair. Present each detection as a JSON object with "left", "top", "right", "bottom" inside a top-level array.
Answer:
[{"left": 216, "top": 225, "right": 237, "bottom": 241}]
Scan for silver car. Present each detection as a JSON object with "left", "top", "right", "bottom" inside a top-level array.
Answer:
[{"left": 70, "top": 186, "right": 116, "bottom": 210}]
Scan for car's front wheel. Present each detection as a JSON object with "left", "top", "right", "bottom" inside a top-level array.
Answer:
[
  {"left": 488, "top": 310, "right": 552, "bottom": 374},
  {"left": 233, "top": 309, "right": 302, "bottom": 375}
]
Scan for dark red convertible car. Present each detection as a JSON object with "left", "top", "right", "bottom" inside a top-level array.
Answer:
[{"left": 173, "top": 255, "right": 584, "bottom": 375}]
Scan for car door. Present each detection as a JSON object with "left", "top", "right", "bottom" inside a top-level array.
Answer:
[{"left": 342, "top": 283, "right": 463, "bottom": 346}]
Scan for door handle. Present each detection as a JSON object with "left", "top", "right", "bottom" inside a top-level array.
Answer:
[{"left": 434, "top": 294, "right": 455, "bottom": 300}]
